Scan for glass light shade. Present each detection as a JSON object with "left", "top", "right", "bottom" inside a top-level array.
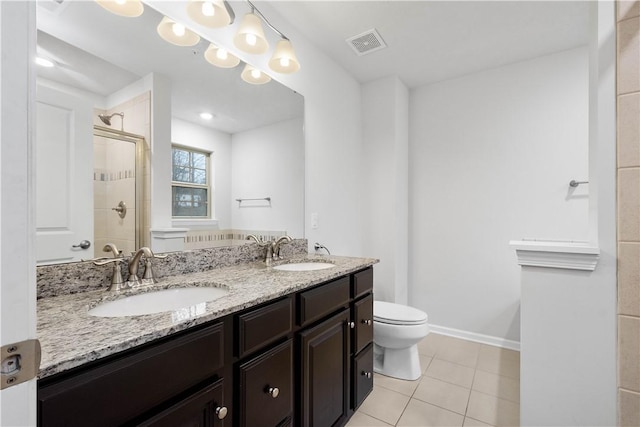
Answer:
[
  {"left": 157, "top": 16, "right": 200, "bottom": 47},
  {"left": 233, "top": 13, "right": 269, "bottom": 54},
  {"left": 204, "top": 43, "right": 240, "bottom": 68},
  {"left": 186, "top": 0, "right": 232, "bottom": 28},
  {"left": 241, "top": 64, "right": 271, "bottom": 85},
  {"left": 96, "top": 0, "right": 144, "bottom": 17},
  {"left": 268, "top": 39, "right": 300, "bottom": 74}
]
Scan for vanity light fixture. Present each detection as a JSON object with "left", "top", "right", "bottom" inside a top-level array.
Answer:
[
  {"left": 186, "top": 0, "right": 234, "bottom": 28},
  {"left": 240, "top": 64, "right": 271, "bottom": 85},
  {"left": 95, "top": 0, "right": 144, "bottom": 18},
  {"left": 233, "top": 9, "right": 268, "bottom": 54},
  {"left": 204, "top": 43, "right": 240, "bottom": 68},
  {"left": 268, "top": 39, "right": 300, "bottom": 74},
  {"left": 35, "top": 56, "right": 55, "bottom": 68},
  {"left": 157, "top": 16, "right": 201, "bottom": 47}
]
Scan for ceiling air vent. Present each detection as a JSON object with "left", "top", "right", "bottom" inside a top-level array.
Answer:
[{"left": 346, "top": 29, "right": 387, "bottom": 56}]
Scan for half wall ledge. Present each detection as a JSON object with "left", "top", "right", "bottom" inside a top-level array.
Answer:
[{"left": 509, "top": 240, "right": 600, "bottom": 271}]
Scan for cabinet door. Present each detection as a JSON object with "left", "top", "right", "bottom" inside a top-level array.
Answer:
[
  {"left": 138, "top": 379, "right": 227, "bottom": 427},
  {"left": 352, "top": 294, "right": 373, "bottom": 355},
  {"left": 298, "top": 309, "right": 350, "bottom": 427},
  {"left": 238, "top": 340, "right": 293, "bottom": 427}
]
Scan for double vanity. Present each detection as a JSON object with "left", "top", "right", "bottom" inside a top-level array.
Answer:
[{"left": 36, "top": 241, "right": 377, "bottom": 427}]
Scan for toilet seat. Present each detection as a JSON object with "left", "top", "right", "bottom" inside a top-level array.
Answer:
[{"left": 374, "top": 301, "right": 428, "bottom": 326}]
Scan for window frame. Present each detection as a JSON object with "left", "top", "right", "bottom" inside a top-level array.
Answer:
[{"left": 171, "top": 144, "right": 212, "bottom": 219}]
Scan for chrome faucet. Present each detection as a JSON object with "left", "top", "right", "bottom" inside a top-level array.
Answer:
[
  {"left": 247, "top": 235, "right": 292, "bottom": 266},
  {"left": 127, "top": 247, "right": 167, "bottom": 287},
  {"left": 272, "top": 235, "right": 292, "bottom": 260},
  {"left": 247, "top": 235, "right": 274, "bottom": 265},
  {"left": 92, "top": 243, "right": 126, "bottom": 291}
]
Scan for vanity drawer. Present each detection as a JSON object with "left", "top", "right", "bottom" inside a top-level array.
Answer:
[
  {"left": 352, "top": 343, "right": 374, "bottom": 409},
  {"left": 237, "top": 339, "right": 293, "bottom": 427},
  {"left": 352, "top": 268, "right": 373, "bottom": 299},
  {"left": 352, "top": 294, "right": 374, "bottom": 355},
  {"left": 298, "top": 276, "right": 350, "bottom": 327},
  {"left": 38, "top": 322, "right": 224, "bottom": 427},
  {"left": 236, "top": 297, "right": 293, "bottom": 358}
]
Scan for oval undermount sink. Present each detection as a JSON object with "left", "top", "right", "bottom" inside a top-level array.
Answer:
[
  {"left": 272, "top": 262, "right": 336, "bottom": 272},
  {"left": 88, "top": 287, "right": 228, "bottom": 317}
]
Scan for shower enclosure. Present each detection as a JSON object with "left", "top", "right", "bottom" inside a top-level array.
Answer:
[{"left": 93, "top": 125, "right": 144, "bottom": 258}]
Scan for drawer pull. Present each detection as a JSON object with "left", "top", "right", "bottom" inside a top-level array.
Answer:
[
  {"left": 215, "top": 406, "right": 228, "bottom": 420},
  {"left": 362, "top": 319, "right": 372, "bottom": 326},
  {"left": 361, "top": 371, "right": 372, "bottom": 379},
  {"left": 348, "top": 321, "right": 355, "bottom": 329},
  {"left": 267, "top": 386, "right": 280, "bottom": 398}
]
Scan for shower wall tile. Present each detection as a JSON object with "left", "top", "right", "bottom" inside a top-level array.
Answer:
[
  {"left": 620, "top": 389, "right": 640, "bottom": 426},
  {"left": 618, "top": 93, "right": 640, "bottom": 168},
  {"left": 619, "top": 1, "right": 640, "bottom": 21},
  {"left": 620, "top": 315, "right": 640, "bottom": 392},
  {"left": 618, "top": 17, "right": 640, "bottom": 95},
  {"left": 619, "top": 243, "right": 640, "bottom": 316},
  {"left": 618, "top": 168, "right": 640, "bottom": 242}
]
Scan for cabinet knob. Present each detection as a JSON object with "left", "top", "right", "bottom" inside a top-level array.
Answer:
[
  {"left": 268, "top": 387, "right": 280, "bottom": 398},
  {"left": 361, "top": 371, "right": 372, "bottom": 379},
  {"left": 215, "top": 406, "right": 228, "bottom": 420},
  {"left": 362, "top": 319, "right": 373, "bottom": 326},
  {"left": 348, "top": 321, "right": 355, "bottom": 329}
]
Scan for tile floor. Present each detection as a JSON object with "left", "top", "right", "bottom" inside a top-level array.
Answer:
[{"left": 347, "top": 333, "right": 520, "bottom": 427}]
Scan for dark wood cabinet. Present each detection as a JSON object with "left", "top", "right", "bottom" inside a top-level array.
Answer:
[
  {"left": 298, "top": 309, "right": 350, "bottom": 427},
  {"left": 237, "top": 340, "right": 293, "bottom": 427},
  {"left": 38, "top": 322, "right": 225, "bottom": 427},
  {"left": 38, "top": 267, "right": 375, "bottom": 427},
  {"left": 138, "top": 379, "right": 227, "bottom": 427}
]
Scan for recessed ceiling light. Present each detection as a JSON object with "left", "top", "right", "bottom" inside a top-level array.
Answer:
[
  {"left": 35, "top": 56, "right": 55, "bottom": 68},
  {"left": 200, "top": 112, "right": 214, "bottom": 120}
]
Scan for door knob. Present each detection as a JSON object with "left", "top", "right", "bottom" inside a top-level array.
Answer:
[
  {"left": 72, "top": 240, "right": 91, "bottom": 250},
  {"left": 361, "top": 371, "right": 372, "bottom": 379},
  {"left": 267, "top": 387, "right": 280, "bottom": 398},
  {"left": 215, "top": 406, "right": 228, "bottom": 420},
  {"left": 362, "top": 319, "right": 372, "bottom": 326}
]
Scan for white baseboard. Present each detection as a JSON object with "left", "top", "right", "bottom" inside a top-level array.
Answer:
[{"left": 428, "top": 324, "right": 521, "bottom": 352}]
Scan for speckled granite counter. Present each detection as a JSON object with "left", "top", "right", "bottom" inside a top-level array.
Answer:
[{"left": 37, "top": 255, "right": 377, "bottom": 379}]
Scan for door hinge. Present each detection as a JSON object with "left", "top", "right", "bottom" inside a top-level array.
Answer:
[{"left": 1, "top": 339, "right": 41, "bottom": 390}]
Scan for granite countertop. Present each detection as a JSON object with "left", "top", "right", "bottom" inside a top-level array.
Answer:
[{"left": 37, "top": 255, "right": 377, "bottom": 379}]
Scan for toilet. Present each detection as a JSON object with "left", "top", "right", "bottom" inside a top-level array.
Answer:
[{"left": 373, "top": 301, "right": 430, "bottom": 381}]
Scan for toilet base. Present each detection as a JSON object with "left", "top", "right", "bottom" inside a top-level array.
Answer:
[{"left": 373, "top": 343, "right": 422, "bottom": 381}]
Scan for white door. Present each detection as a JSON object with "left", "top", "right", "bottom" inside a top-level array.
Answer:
[
  {"left": 0, "top": 2, "right": 38, "bottom": 425},
  {"left": 35, "top": 84, "right": 93, "bottom": 264}
]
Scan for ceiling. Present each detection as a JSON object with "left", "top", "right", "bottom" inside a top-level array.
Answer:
[
  {"left": 35, "top": 0, "right": 590, "bottom": 132},
  {"left": 35, "top": 0, "right": 303, "bottom": 134},
  {"left": 268, "top": 1, "right": 590, "bottom": 88}
]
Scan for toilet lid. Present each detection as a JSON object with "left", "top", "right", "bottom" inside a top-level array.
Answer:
[{"left": 374, "top": 301, "right": 428, "bottom": 325}]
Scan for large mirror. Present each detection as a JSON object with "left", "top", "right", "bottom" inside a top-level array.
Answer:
[{"left": 35, "top": 1, "right": 304, "bottom": 265}]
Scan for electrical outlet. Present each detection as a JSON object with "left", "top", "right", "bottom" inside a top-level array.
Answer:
[{"left": 311, "top": 213, "right": 319, "bottom": 229}]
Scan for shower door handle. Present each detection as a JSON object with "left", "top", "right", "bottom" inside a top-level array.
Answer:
[{"left": 72, "top": 240, "right": 91, "bottom": 250}]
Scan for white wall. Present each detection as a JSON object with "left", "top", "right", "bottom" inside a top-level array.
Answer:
[
  {"left": 231, "top": 117, "right": 304, "bottom": 238},
  {"left": 409, "top": 47, "right": 590, "bottom": 343},
  {"left": 362, "top": 77, "right": 409, "bottom": 304},
  {"left": 171, "top": 118, "right": 232, "bottom": 229}
]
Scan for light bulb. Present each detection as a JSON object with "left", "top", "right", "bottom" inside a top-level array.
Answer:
[
  {"left": 200, "top": 112, "right": 213, "bottom": 120},
  {"left": 246, "top": 33, "right": 257, "bottom": 46},
  {"left": 201, "top": 1, "right": 215, "bottom": 17},
  {"left": 251, "top": 69, "right": 261, "bottom": 79},
  {"left": 279, "top": 57, "right": 290, "bottom": 67},
  {"left": 216, "top": 48, "right": 228, "bottom": 60},
  {"left": 115, "top": 0, "right": 126, "bottom": 4},
  {"left": 172, "top": 23, "right": 186, "bottom": 37}
]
